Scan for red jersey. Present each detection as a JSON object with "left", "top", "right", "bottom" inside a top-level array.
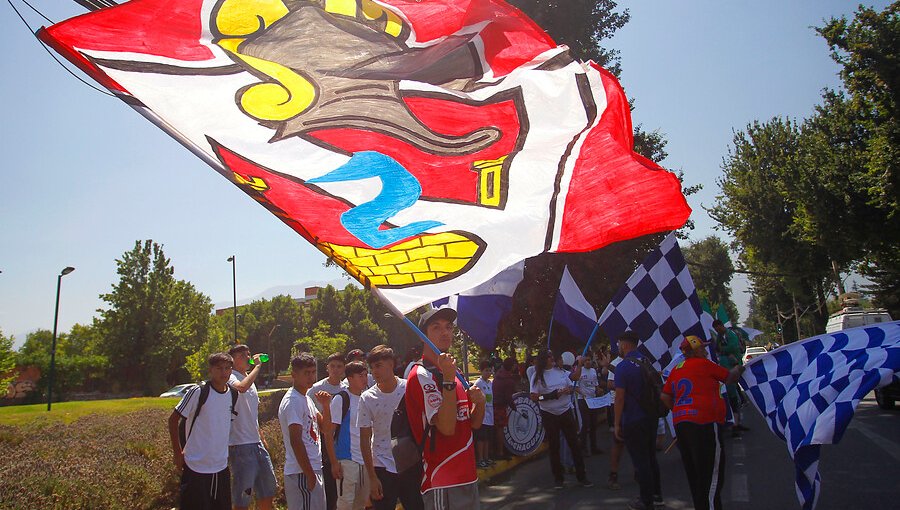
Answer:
[
  {"left": 406, "top": 362, "right": 477, "bottom": 493},
  {"left": 662, "top": 357, "right": 730, "bottom": 425}
]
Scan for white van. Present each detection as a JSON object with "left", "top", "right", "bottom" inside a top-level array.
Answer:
[{"left": 824, "top": 307, "right": 892, "bottom": 333}]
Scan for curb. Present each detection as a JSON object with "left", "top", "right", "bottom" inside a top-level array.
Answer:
[{"left": 476, "top": 443, "right": 548, "bottom": 484}]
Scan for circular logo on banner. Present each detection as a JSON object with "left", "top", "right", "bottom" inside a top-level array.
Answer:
[{"left": 503, "top": 392, "right": 544, "bottom": 456}]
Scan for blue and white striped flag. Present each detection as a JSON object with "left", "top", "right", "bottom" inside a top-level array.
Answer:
[
  {"left": 598, "top": 232, "right": 708, "bottom": 371},
  {"left": 740, "top": 322, "right": 900, "bottom": 510},
  {"left": 552, "top": 265, "right": 598, "bottom": 342}
]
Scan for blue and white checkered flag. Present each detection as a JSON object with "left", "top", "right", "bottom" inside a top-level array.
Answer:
[
  {"left": 598, "top": 232, "right": 707, "bottom": 371},
  {"left": 740, "top": 322, "right": 900, "bottom": 510}
]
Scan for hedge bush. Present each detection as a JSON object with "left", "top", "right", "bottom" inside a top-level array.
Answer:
[{"left": 0, "top": 391, "right": 291, "bottom": 510}]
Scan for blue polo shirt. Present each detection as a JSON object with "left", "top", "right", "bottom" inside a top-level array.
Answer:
[{"left": 615, "top": 351, "right": 647, "bottom": 425}]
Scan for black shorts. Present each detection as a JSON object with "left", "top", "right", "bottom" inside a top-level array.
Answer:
[
  {"left": 474, "top": 424, "right": 494, "bottom": 441},
  {"left": 180, "top": 465, "right": 231, "bottom": 510}
]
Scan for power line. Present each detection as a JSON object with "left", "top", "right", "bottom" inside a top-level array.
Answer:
[{"left": 6, "top": 0, "right": 115, "bottom": 97}]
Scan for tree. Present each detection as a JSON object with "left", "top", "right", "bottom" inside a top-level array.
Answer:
[
  {"left": 710, "top": 119, "right": 834, "bottom": 339},
  {"left": 15, "top": 329, "right": 109, "bottom": 400},
  {"left": 185, "top": 319, "right": 231, "bottom": 382},
  {"left": 295, "top": 322, "right": 349, "bottom": 362},
  {"left": 682, "top": 236, "right": 738, "bottom": 322},
  {"left": 0, "top": 329, "right": 15, "bottom": 390},
  {"left": 96, "top": 240, "right": 214, "bottom": 394},
  {"left": 507, "top": 0, "right": 630, "bottom": 74}
]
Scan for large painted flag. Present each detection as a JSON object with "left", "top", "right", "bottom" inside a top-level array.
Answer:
[
  {"left": 551, "top": 265, "right": 598, "bottom": 342},
  {"left": 432, "top": 260, "right": 524, "bottom": 349},
  {"left": 598, "top": 233, "right": 708, "bottom": 371},
  {"left": 740, "top": 322, "right": 900, "bottom": 510},
  {"left": 40, "top": 0, "right": 690, "bottom": 313}
]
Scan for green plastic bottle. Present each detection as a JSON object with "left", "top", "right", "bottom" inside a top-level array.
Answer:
[{"left": 249, "top": 353, "right": 269, "bottom": 365}]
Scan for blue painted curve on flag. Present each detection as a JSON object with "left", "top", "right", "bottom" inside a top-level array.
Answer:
[{"left": 308, "top": 151, "right": 443, "bottom": 249}]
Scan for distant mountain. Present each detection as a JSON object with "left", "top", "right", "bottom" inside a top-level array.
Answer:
[{"left": 214, "top": 278, "right": 355, "bottom": 309}]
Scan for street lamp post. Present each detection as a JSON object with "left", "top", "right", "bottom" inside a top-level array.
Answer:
[
  {"left": 267, "top": 323, "right": 281, "bottom": 380},
  {"left": 227, "top": 256, "right": 237, "bottom": 343},
  {"left": 47, "top": 266, "right": 75, "bottom": 411}
]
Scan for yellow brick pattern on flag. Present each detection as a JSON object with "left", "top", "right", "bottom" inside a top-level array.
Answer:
[{"left": 323, "top": 232, "right": 483, "bottom": 288}]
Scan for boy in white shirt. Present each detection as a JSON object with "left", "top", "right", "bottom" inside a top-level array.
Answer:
[
  {"left": 473, "top": 361, "right": 495, "bottom": 468},
  {"left": 329, "top": 361, "right": 370, "bottom": 510},
  {"left": 167, "top": 352, "right": 237, "bottom": 510},
  {"left": 280, "top": 353, "right": 339, "bottom": 510},
  {"left": 357, "top": 345, "right": 423, "bottom": 510},
  {"left": 227, "top": 344, "right": 277, "bottom": 510}
]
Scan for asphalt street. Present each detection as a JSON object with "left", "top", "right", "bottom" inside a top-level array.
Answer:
[{"left": 480, "top": 392, "right": 900, "bottom": 509}]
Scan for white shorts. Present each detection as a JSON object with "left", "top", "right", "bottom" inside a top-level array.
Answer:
[{"left": 285, "top": 471, "right": 325, "bottom": 510}]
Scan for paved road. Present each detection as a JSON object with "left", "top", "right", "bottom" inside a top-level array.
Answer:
[{"left": 480, "top": 392, "right": 900, "bottom": 509}]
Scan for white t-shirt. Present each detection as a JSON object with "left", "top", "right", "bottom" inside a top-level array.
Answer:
[
  {"left": 356, "top": 378, "right": 407, "bottom": 473},
  {"left": 279, "top": 387, "right": 322, "bottom": 476},
  {"left": 577, "top": 367, "right": 599, "bottom": 399},
  {"left": 526, "top": 365, "right": 536, "bottom": 386},
  {"left": 175, "top": 384, "right": 233, "bottom": 473},
  {"left": 473, "top": 377, "right": 494, "bottom": 426},
  {"left": 607, "top": 357, "right": 623, "bottom": 385},
  {"left": 331, "top": 391, "right": 364, "bottom": 464},
  {"left": 529, "top": 368, "right": 574, "bottom": 415},
  {"left": 308, "top": 378, "right": 344, "bottom": 413},
  {"left": 229, "top": 370, "right": 261, "bottom": 446}
]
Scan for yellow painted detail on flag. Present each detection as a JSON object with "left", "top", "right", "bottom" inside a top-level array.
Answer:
[
  {"left": 216, "top": 0, "right": 289, "bottom": 37},
  {"left": 475, "top": 155, "right": 506, "bottom": 207},
  {"left": 320, "top": 232, "right": 480, "bottom": 288},
  {"left": 233, "top": 53, "right": 317, "bottom": 121},
  {"left": 233, "top": 173, "right": 269, "bottom": 191},
  {"left": 360, "top": 0, "right": 403, "bottom": 37},
  {"left": 324, "top": 0, "right": 357, "bottom": 17}
]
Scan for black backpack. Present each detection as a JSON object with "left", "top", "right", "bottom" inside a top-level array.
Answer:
[
  {"left": 627, "top": 356, "right": 669, "bottom": 419},
  {"left": 178, "top": 381, "right": 239, "bottom": 449}
]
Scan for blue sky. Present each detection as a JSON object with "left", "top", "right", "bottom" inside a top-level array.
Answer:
[{"left": 0, "top": 0, "right": 887, "bottom": 344}]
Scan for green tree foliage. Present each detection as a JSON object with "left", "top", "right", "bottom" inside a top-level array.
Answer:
[
  {"left": 96, "top": 240, "right": 213, "bottom": 394},
  {"left": 184, "top": 319, "right": 231, "bottom": 382},
  {"left": 294, "top": 321, "right": 349, "bottom": 362},
  {"left": 711, "top": 3, "right": 900, "bottom": 334},
  {"left": 710, "top": 119, "right": 833, "bottom": 340},
  {"left": 15, "top": 328, "right": 109, "bottom": 400},
  {"left": 817, "top": 3, "right": 900, "bottom": 316},
  {"left": 682, "top": 236, "right": 738, "bottom": 322},
  {"left": 0, "top": 329, "right": 16, "bottom": 389},
  {"left": 507, "top": 0, "right": 630, "bottom": 74}
]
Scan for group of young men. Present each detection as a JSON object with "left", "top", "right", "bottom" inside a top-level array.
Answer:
[
  {"left": 168, "top": 305, "right": 488, "bottom": 510},
  {"left": 167, "top": 304, "right": 748, "bottom": 510}
]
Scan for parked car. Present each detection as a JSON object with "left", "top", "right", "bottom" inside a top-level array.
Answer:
[
  {"left": 875, "top": 379, "right": 900, "bottom": 410},
  {"left": 742, "top": 346, "right": 768, "bottom": 364},
  {"left": 159, "top": 383, "right": 197, "bottom": 398}
]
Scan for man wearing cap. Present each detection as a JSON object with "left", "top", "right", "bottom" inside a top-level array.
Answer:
[
  {"left": 406, "top": 307, "right": 486, "bottom": 510},
  {"left": 661, "top": 335, "right": 746, "bottom": 510}
]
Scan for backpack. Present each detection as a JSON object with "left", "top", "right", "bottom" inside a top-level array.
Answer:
[
  {"left": 332, "top": 390, "right": 352, "bottom": 438},
  {"left": 391, "top": 363, "right": 433, "bottom": 473},
  {"left": 177, "top": 381, "right": 239, "bottom": 449},
  {"left": 626, "top": 356, "right": 669, "bottom": 419}
]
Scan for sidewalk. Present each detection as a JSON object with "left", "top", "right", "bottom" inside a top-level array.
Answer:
[{"left": 476, "top": 444, "right": 548, "bottom": 484}]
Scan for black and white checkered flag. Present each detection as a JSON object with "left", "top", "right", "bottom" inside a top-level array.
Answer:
[{"left": 599, "top": 233, "right": 707, "bottom": 371}]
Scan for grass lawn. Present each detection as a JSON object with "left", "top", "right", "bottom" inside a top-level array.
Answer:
[{"left": 0, "top": 397, "right": 177, "bottom": 427}]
